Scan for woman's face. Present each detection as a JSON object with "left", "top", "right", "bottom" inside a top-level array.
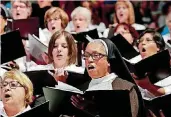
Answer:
[
  {"left": 138, "top": 33, "right": 159, "bottom": 59},
  {"left": 1, "top": 78, "right": 26, "bottom": 106},
  {"left": 0, "top": 15, "right": 6, "bottom": 33},
  {"left": 116, "top": 3, "right": 129, "bottom": 23},
  {"left": 85, "top": 42, "right": 109, "bottom": 79},
  {"left": 12, "top": 1, "right": 30, "bottom": 20},
  {"left": 115, "top": 25, "right": 134, "bottom": 44},
  {"left": 166, "top": 12, "right": 171, "bottom": 31},
  {"left": 73, "top": 14, "right": 88, "bottom": 33},
  {"left": 52, "top": 35, "right": 69, "bottom": 68},
  {"left": 47, "top": 14, "right": 62, "bottom": 34}
]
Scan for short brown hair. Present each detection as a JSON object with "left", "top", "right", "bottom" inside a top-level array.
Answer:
[
  {"left": 48, "top": 30, "right": 77, "bottom": 65},
  {"left": 44, "top": 7, "right": 69, "bottom": 29},
  {"left": 114, "top": 1, "right": 135, "bottom": 24}
]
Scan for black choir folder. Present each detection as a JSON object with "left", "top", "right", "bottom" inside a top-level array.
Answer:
[
  {"left": 17, "top": 101, "right": 51, "bottom": 117},
  {"left": 8, "top": 17, "right": 39, "bottom": 39},
  {"left": 72, "top": 28, "right": 99, "bottom": 44},
  {"left": 144, "top": 93, "right": 171, "bottom": 117},
  {"left": 124, "top": 49, "right": 171, "bottom": 83},
  {"left": 110, "top": 34, "right": 139, "bottom": 59},
  {"left": 43, "top": 82, "right": 132, "bottom": 117},
  {"left": 1, "top": 30, "right": 26, "bottom": 64},
  {"left": 72, "top": 28, "right": 99, "bottom": 66}
]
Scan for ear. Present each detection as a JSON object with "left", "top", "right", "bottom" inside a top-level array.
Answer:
[
  {"left": 157, "top": 47, "right": 160, "bottom": 52},
  {"left": 5, "top": 21, "right": 7, "bottom": 26},
  {"left": 108, "top": 62, "right": 110, "bottom": 67}
]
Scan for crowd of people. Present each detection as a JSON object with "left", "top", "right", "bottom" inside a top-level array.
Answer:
[{"left": 1, "top": 0, "right": 171, "bottom": 117}]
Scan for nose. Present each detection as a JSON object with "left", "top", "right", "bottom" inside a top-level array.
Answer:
[
  {"left": 3, "top": 84, "right": 10, "bottom": 91},
  {"left": 50, "top": 19, "right": 55, "bottom": 24},
  {"left": 141, "top": 39, "right": 147, "bottom": 45},
  {"left": 16, "top": 6, "right": 20, "bottom": 11},
  {"left": 57, "top": 45, "right": 62, "bottom": 52},
  {"left": 87, "top": 55, "right": 94, "bottom": 63}
]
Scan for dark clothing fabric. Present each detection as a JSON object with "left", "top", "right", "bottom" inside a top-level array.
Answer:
[
  {"left": 112, "top": 78, "right": 147, "bottom": 117},
  {"left": 31, "top": 4, "right": 51, "bottom": 29}
]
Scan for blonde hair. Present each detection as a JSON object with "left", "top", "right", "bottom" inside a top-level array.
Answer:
[
  {"left": 3, "top": 69, "right": 33, "bottom": 105},
  {"left": 11, "top": 0, "right": 32, "bottom": 17},
  {"left": 44, "top": 7, "right": 69, "bottom": 29},
  {"left": 114, "top": 1, "right": 135, "bottom": 24}
]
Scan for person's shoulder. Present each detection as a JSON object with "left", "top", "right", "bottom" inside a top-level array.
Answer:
[
  {"left": 132, "top": 23, "right": 146, "bottom": 31},
  {"left": 112, "top": 77, "right": 135, "bottom": 91}
]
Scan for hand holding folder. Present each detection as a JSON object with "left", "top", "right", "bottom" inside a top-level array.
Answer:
[
  {"left": 43, "top": 82, "right": 132, "bottom": 117},
  {"left": 124, "top": 49, "right": 171, "bottom": 83}
]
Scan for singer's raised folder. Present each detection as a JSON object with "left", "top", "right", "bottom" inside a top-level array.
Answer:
[
  {"left": 1, "top": 30, "right": 26, "bottom": 64},
  {"left": 110, "top": 34, "right": 139, "bottom": 59},
  {"left": 124, "top": 49, "right": 171, "bottom": 83}
]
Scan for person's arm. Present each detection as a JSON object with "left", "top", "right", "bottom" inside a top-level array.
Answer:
[
  {"left": 132, "top": 73, "right": 165, "bottom": 96},
  {"left": 129, "top": 86, "right": 141, "bottom": 117}
]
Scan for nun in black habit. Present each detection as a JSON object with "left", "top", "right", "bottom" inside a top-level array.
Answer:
[{"left": 68, "top": 38, "right": 147, "bottom": 117}]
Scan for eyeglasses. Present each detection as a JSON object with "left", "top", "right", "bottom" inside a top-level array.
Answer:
[
  {"left": 47, "top": 17, "right": 61, "bottom": 23},
  {"left": 13, "top": 5, "right": 27, "bottom": 9},
  {"left": 1, "top": 81, "right": 23, "bottom": 89},
  {"left": 82, "top": 52, "right": 107, "bottom": 60},
  {"left": 137, "top": 38, "right": 155, "bottom": 45}
]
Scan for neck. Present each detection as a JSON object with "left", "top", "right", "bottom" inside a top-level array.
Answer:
[
  {"left": 0, "top": 29, "right": 5, "bottom": 35},
  {"left": 53, "top": 62, "right": 68, "bottom": 69},
  {"left": 39, "top": 4, "right": 51, "bottom": 8},
  {"left": 4, "top": 103, "right": 26, "bottom": 116}
]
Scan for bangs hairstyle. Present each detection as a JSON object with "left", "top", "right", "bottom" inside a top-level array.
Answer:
[
  {"left": 71, "top": 6, "right": 92, "bottom": 25},
  {"left": 48, "top": 30, "right": 77, "bottom": 65},
  {"left": 137, "top": 29, "right": 165, "bottom": 51},
  {"left": 3, "top": 69, "right": 33, "bottom": 105},
  {"left": 114, "top": 1, "right": 135, "bottom": 24},
  {"left": 11, "top": 0, "right": 32, "bottom": 16},
  {"left": 44, "top": 7, "right": 69, "bottom": 29}
]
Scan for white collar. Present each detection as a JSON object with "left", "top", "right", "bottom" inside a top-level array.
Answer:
[
  {"left": 88, "top": 73, "right": 117, "bottom": 88},
  {"left": 0, "top": 102, "right": 31, "bottom": 117}
]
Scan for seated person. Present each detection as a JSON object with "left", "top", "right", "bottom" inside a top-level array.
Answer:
[{"left": 0, "top": 69, "right": 33, "bottom": 117}]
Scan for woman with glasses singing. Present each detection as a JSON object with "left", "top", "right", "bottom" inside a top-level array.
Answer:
[
  {"left": 69, "top": 39, "right": 146, "bottom": 117},
  {"left": 133, "top": 29, "right": 171, "bottom": 98},
  {"left": 11, "top": 0, "right": 32, "bottom": 20},
  {"left": 0, "top": 69, "right": 33, "bottom": 117}
]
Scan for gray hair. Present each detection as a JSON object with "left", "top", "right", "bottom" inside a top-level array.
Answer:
[
  {"left": 71, "top": 6, "right": 91, "bottom": 25},
  {"left": 89, "top": 39, "right": 108, "bottom": 56}
]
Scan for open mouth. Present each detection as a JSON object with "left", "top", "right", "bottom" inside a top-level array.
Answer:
[
  {"left": 16, "top": 13, "right": 20, "bottom": 16},
  {"left": 142, "top": 48, "right": 146, "bottom": 52},
  {"left": 52, "top": 26, "right": 56, "bottom": 30},
  {"left": 88, "top": 65, "right": 95, "bottom": 70},
  {"left": 76, "top": 26, "right": 80, "bottom": 29},
  {"left": 120, "top": 13, "right": 123, "bottom": 17},
  {"left": 57, "top": 54, "right": 62, "bottom": 57},
  {"left": 5, "top": 94, "right": 11, "bottom": 98}
]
